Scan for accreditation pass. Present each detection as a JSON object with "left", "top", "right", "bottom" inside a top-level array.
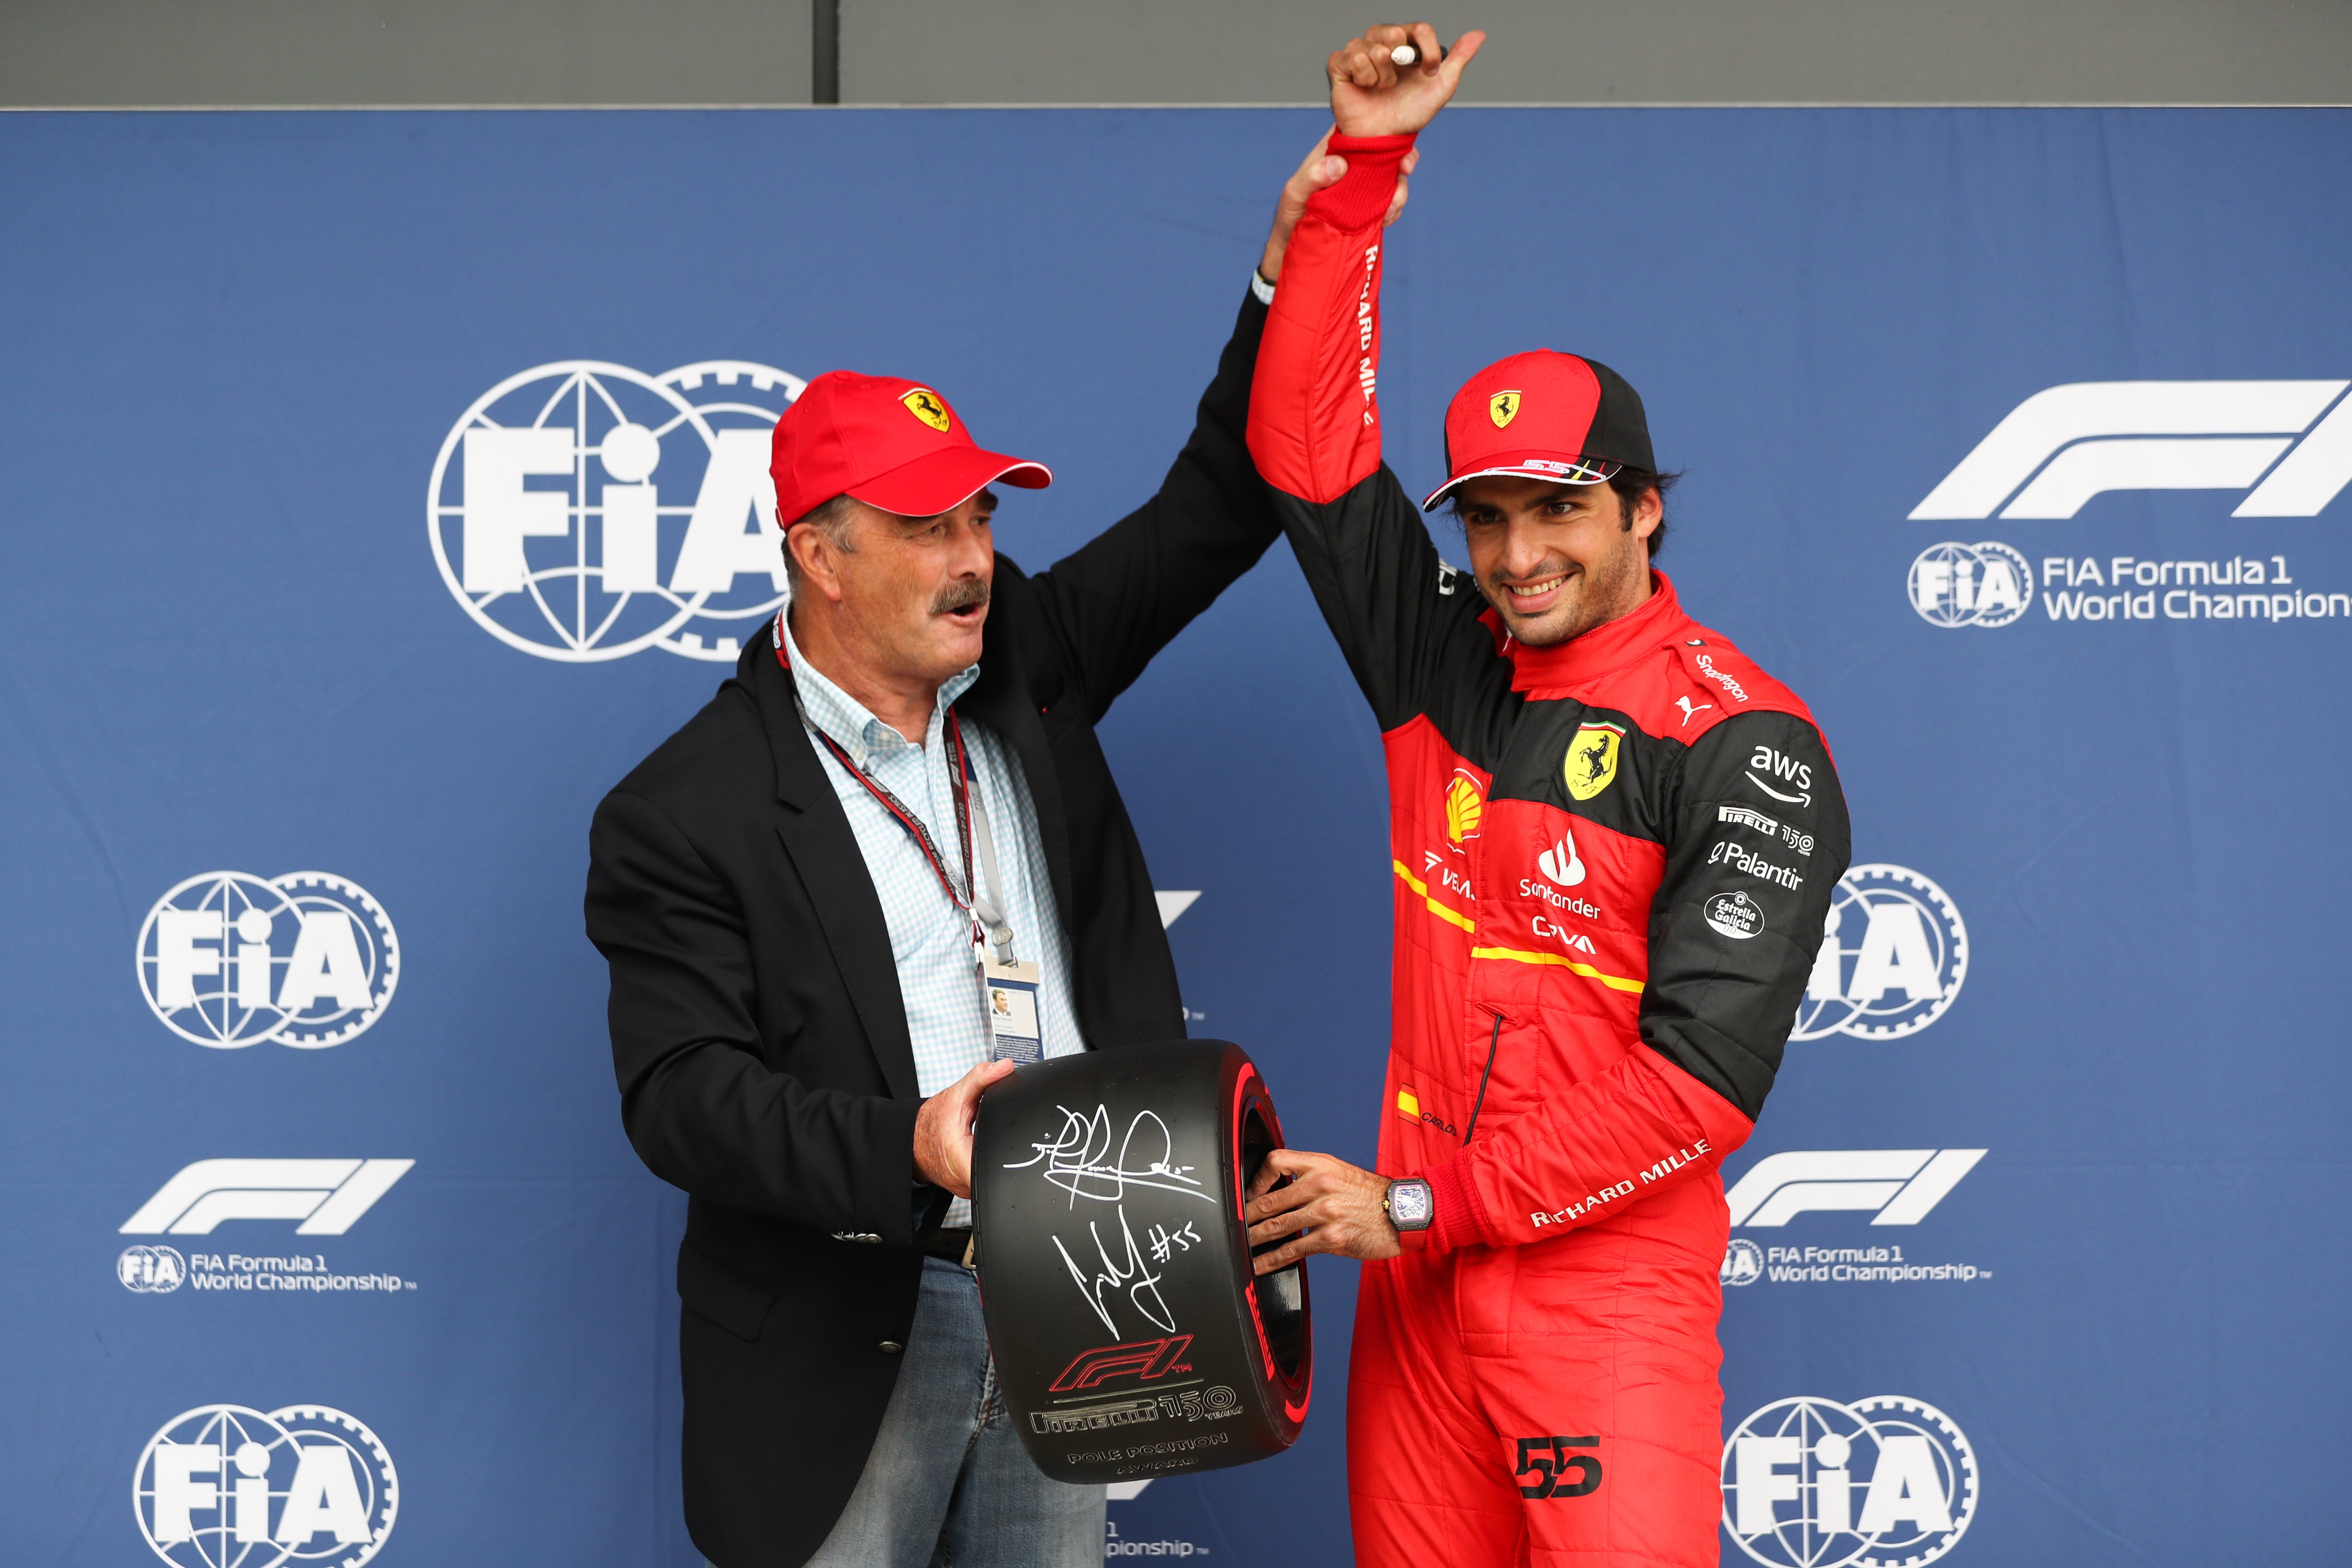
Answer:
[{"left": 982, "top": 956, "right": 1044, "bottom": 1064}]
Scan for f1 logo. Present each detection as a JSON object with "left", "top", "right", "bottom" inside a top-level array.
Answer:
[
  {"left": 120, "top": 1159, "right": 414, "bottom": 1236},
  {"left": 1911, "top": 379, "right": 2352, "bottom": 519},
  {"left": 1514, "top": 1434, "right": 1602, "bottom": 1499},
  {"left": 1047, "top": 1334, "right": 1195, "bottom": 1393}
]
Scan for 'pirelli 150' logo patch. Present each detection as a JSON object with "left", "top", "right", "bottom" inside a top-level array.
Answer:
[{"left": 1564, "top": 722, "right": 1624, "bottom": 801}]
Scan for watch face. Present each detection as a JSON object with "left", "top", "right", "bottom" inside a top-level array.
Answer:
[{"left": 1390, "top": 1180, "right": 1433, "bottom": 1228}]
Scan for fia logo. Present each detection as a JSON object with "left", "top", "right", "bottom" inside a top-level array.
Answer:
[
  {"left": 1908, "top": 541, "right": 2033, "bottom": 627},
  {"left": 1791, "top": 865, "right": 1966, "bottom": 1042},
  {"left": 1722, "top": 1396, "right": 1976, "bottom": 1567},
  {"left": 1720, "top": 1238, "right": 1764, "bottom": 1287},
  {"left": 1911, "top": 379, "right": 2352, "bottom": 519},
  {"left": 428, "top": 360, "right": 805, "bottom": 662},
  {"left": 120, "top": 1245, "right": 188, "bottom": 1294},
  {"left": 137, "top": 874, "right": 397, "bottom": 1049},
  {"left": 134, "top": 1404, "right": 397, "bottom": 1568}
]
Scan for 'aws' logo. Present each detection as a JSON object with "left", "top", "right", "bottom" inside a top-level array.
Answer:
[
  {"left": 1745, "top": 747, "right": 1812, "bottom": 807},
  {"left": 1911, "top": 379, "right": 2352, "bottom": 519}
]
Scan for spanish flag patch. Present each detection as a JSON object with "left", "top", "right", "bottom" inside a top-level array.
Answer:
[{"left": 1396, "top": 1085, "right": 1421, "bottom": 1122}]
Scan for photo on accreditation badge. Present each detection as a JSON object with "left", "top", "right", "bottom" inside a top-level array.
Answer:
[{"left": 8, "top": 9, "right": 2344, "bottom": 1568}]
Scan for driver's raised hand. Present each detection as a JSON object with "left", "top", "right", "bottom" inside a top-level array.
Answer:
[{"left": 1327, "top": 22, "right": 1486, "bottom": 140}]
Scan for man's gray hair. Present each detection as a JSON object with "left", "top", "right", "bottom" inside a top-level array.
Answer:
[{"left": 781, "top": 493, "right": 859, "bottom": 590}]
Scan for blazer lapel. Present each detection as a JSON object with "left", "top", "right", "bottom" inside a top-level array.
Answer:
[{"left": 751, "top": 631, "right": 920, "bottom": 1103}]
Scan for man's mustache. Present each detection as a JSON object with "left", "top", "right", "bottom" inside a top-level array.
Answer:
[{"left": 932, "top": 579, "right": 991, "bottom": 615}]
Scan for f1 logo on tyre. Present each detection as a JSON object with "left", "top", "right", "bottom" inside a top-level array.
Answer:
[
  {"left": 1910, "top": 379, "right": 2352, "bottom": 519},
  {"left": 1514, "top": 1434, "right": 1602, "bottom": 1499},
  {"left": 1047, "top": 1335, "right": 1195, "bottom": 1393}
]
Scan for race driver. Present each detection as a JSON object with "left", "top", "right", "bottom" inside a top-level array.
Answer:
[{"left": 1240, "top": 26, "right": 1853, "bottom": 1568}]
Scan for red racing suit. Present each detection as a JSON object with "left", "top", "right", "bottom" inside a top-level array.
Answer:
[{"left": 1247, "top": 134, "right": 1853, "bottom": 1568}]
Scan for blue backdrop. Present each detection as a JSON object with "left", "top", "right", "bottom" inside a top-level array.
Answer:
[{"left": 4, "top": 105, "right": 2348, "bottom": 1568}]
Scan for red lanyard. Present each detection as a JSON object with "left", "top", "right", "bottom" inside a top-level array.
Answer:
[{"left": 778, "top": 624, "right": 982, "bottom": 939}]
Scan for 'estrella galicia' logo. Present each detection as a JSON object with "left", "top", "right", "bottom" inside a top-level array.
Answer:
[
  {"left": 134, "top": 1404, "right": 397, "bottom": 1568},
  {"left": 137, "top": 874, "right": 398, "bottom": 1049},
  {"left": 428, "top": 360, "right": 806, "bottom": 662},
  {"left": 1908, "top": 542, "right": 2033, "bottom": 627},
  {"left": 1791, "top": 866, "right": 1966, "bottom": 1042},
  {"left": 1722, "top": 1395, "right": 1977, "bottom": 1567}
]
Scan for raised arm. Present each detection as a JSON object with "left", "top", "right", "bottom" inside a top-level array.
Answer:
[
  {"left": 1016, "top": 286, "right": 1285, "bottom": 721},
  {"left": 1247, "top": 26, "right": 1487, "bottom": 731}
]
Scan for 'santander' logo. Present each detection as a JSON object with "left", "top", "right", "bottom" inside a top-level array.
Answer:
[
  {"left": 428, "top": 360, "right": 805, "bottom": 662},
  {"left": 1912, "top": 379, "right": 2352, "bottom": 519},
  {"left": 137, "top": 873, "right": 397, "bottom": 1049}
]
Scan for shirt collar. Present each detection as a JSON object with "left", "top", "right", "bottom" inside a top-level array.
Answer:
[
  {"left": 779, "top": 607, "right": 981, "bottom": 770},
  {"left": 1483, "top": 570, "right": 1692, "bottom": 692}
]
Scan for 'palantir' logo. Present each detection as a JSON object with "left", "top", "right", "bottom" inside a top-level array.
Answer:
[{"left": 137, "top": 874, "right": 398, "bottom": 1049}]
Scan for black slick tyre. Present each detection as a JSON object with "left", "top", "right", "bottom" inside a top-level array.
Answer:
[{"left": 970, "top": 1040, "right": 1312, "bottom": 1485}]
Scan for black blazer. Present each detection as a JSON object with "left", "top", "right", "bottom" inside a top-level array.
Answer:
[{"left": 584, "top": 293, "right": 1277, "bottom": 1568}]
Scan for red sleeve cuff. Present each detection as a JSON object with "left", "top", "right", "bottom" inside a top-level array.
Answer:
[
  {"left": 1308, "top": 131, "right": 1418, "bottom": 233},
  {"left": 1399, "top": 1153, "right": 1490, "bottom": 1254}
]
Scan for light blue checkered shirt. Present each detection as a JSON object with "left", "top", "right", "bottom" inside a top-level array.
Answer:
[{"left": 780, "top": 613, "right": 1083, "bottom": 1229}]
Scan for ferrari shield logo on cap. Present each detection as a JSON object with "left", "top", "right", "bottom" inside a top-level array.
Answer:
[
  {"left": 1563, "top": 722, "right": 1625, "bottom": 801},
  {"left": 901, "top": 388, "right": 953, "bottom": 433},
  {"left": 1489, "top": 389, "right": 1522, "bottom": 428}
]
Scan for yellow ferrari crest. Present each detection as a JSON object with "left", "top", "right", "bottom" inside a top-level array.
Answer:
[
  {"left": 901, "top": 388, "right": 952, "bottom": 433},
  {"left": 1489, "top": 389, "right": 1522, "bottom": 428},
  {"left": 1443, "top": 773, "right": 1485, "bottom": 844},
  {"left": 1563, "top": 722, "right": 1625, "bottom": 801}
]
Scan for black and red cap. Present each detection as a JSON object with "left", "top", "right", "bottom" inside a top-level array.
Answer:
[
  {"left": 1422, "top": 350, "right": 1656, "bottom": 511},
  {"left": 771, "top": 370, "right": 1052, "bottom": 526}
]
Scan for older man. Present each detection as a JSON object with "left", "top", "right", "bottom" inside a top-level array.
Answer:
[{"left": 583, "top": 136, "right": 1413, "bottom": 1568}]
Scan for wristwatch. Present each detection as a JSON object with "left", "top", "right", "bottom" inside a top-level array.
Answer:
[{"left": 1384, "top": 1178, "right": 1434, "bottom": 1232}]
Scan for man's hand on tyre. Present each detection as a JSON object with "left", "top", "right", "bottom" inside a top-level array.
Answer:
[
  {"left": 1244, "top": 1148, "right": 1405, "bottom": 1271},
  {"left": 912, "top": 1057, "right": 1016, "bottom": 1198}
]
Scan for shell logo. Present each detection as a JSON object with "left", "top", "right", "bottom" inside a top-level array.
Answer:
[{"left": 1444, "top": 773, "right": 1485, "bottom": 845}]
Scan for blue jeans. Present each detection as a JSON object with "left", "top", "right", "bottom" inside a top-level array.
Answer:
[{"left": 720, "top": 1256, "right": 1103, "bottom": 1568}]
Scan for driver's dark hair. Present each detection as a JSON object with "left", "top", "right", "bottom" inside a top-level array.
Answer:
[{"left": 1609, "top": 466, "right": 1681, "bottom": 560}]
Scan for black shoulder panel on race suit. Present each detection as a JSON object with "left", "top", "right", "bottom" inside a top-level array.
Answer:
[{"left": 1639, "top": 710, "right": 1850, "bottom": 1117}]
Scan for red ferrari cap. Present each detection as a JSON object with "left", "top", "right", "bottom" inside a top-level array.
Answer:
[
  {"left": 1421, "top": 351, "right": 1656, "bottom": 511},
  {"left": 770, "top": 371, "right": 1052, "bottom": 525}
]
